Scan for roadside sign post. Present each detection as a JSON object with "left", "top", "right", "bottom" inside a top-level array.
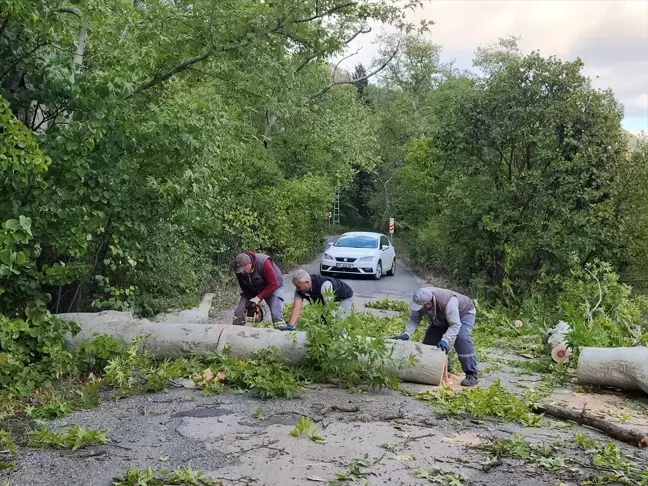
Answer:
[{"left": 389, "top": 218, "right": 395, "bottom": 234}]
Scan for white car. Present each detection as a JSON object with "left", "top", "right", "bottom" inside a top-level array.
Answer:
[{"left": 320, "top": 231, "right": 396, "bottom": 280}]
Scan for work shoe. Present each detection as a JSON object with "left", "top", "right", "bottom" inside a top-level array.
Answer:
[{"left": 460, "top": 375, "right": 479, "bottom": 387}]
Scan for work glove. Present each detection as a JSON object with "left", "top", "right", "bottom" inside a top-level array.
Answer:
[
  {"left": 276, "top": 324, "right": 295, "bottom": 331},
  {"left": 393, "top": 333, "right": 410, "bottom": 341},
  {"left": 250, "top": 296, "right": 261, "bottom": 305},
  {"left": 438, "top": 340, "right": 450, "bottom": 353}
]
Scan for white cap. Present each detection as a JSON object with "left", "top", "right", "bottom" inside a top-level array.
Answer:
[{"left": 409, "top": 287, "right": 434, "bottom": 311}]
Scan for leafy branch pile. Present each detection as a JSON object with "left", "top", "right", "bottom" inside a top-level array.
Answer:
[
  {"left": 473, "top": 259, "right": 648, "bottom": 369},
  {"left": 479, "top": 433, "right": 648, "bottom": 485},
  {"left": 410, "top": 380, "right": 543, "bottom": 427},
  {"left": 112, "top": 466, "right": 220, "bottom": 486}
]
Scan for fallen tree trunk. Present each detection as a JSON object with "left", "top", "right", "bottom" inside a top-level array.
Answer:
[
  {"left": 576, "top": 346, "right": 648, "bottom": 394},
  {"left": 533, "top": 403, "right": 648, "bottom": 448},
  {"left": 62, "top": 313, "right": 447, "bottom": 386}
]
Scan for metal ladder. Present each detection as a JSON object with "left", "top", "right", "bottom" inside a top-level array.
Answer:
[{"left": 333, "top": 186, "right": 341, "bottom": 226}]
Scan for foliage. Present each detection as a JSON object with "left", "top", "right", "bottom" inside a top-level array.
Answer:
[
  {"left": 112, "top": 465, "right": 219, "bottom": 486},
  {"left": 289, "top": 416, "right": 324, "bottom": 444},
  {"left": 365, "top": 298, "right": 410, "bottom": 314},
  {"left": 0, "top": 431, "right": 17, "bottom": 470},
  {"left": 616, "top": 138, "right": 648, "bottom": 289},
  {"left": 410, "top": 380, "right": 542, "bottom": 427},
  {"left": 472, "top": 258, "right": 647, "bottom": 375},
  {"left": 76, "top": 334, "right": 128, "bottom": 375},
  {"left": 481, "top": 435, "right": 558, "bottom": 464},
  {"left": 201, "top": 347, "right": 302, "bottom": 399},
  {"left": 479, "top": 433, "right": 648, "bottom": 485},
  {"left": 576, "top": 433, "right": 648, "bottom": 485},
  {"left": 328, "top": 456, "right": 384, "bottom": 484},
  {"left": 301, "top": 299, "right": 405, "bottom": 390},
  {"left": 412, "top": 468, "right": 465, "bottom": 485},
  {"left": 0, "top": 99, "right": 81, "bottom": 394},
  {"left": 27, "top": 425, "right": 109, "bottom": 452}
]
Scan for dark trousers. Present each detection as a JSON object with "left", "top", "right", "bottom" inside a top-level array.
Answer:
[{"left": 422, "top": 314, "right": 478, "bottom": 376}]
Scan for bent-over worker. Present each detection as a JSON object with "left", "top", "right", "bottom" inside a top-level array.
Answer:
[
  {"left": 234, "top": 251, "right": 286, "bottom": 326},
  {"left": 395, "top": 287, "right": 479, "bottom": 387},
  {"left": 278, "top": 269, "right": 354, "bottom": 331}
]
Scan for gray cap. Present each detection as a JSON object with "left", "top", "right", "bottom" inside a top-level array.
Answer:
[
  {"left": 409, "top": 287, "right": 434, "bottom": 311},
  {"left": 235, "top": 253, "right": 252, "bottom": 273}
]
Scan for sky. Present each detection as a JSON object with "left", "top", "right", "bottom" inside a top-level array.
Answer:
[{"left": 334, "top": 0, "right": 648, "bottom": 134}]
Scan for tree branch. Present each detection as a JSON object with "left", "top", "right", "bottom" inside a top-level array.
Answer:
[
  {"left": 0, "top": 42, "right": 49, "bottom": 81},
  {"left": 127, "top": 52, "right": 211, "bottom": 97},
  {"left": 309, "top": 42, "right": 400, "bottom": 100},
  {"left": 332, "top": 48, "right": 361, "bottom": 81},
  {"left": 293, "top": 26, "right": 369, "bottom": 74},
  {"left": 275, "top": 29, "right": 312, "bottom": 47},
  {"left": 295, "top": 2, "right": 356, "bottom": 23},
  {"left": 128, "top": 24, "right": 286, "bottom": 97},
  {"left": 54, "top": 7, "right": 82, "bottom": 18}
]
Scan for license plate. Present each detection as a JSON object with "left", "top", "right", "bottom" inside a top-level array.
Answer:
[{"left": 337, "top": 263, "right": 353, "bottom": 269}]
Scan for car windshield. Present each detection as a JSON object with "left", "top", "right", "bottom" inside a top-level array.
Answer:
[{"left": 334, "top": 235, "right": 379, "bottom": 249}]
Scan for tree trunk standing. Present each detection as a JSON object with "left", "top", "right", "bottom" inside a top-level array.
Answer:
[{"left": 263, "top": 111, "right": 277, "bottom": 148}]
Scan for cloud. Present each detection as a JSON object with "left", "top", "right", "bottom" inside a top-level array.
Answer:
[{"left": 335, "top": 0, "right": 648, "bottom": 131}]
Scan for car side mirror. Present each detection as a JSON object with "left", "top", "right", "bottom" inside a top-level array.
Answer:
[
  {"left": 326, "top": 242, "right": 333, "bottom": 248},
  {"left": 381, "top": 245, "right": 389, "bottom": 251}
]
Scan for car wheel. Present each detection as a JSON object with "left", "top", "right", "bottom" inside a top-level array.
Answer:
[
  {"left": 386, "top": 258, "right": 396, "bottom": 276},
  {"left": 373, "top": 261, "right": 382, "bottom": 280}
]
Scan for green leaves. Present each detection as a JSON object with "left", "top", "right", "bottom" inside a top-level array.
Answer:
[
  {"left": 27, "top": 425, "right": 109, "bottom": 452},
  {"left": 290, "top": 416, "right": 324, "bottom": 444}
]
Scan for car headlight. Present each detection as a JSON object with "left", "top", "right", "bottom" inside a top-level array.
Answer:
[
  {"left": 323, "top": 253, "right": 334, "bottom": 260},
  {"left": 358, "top": 256, "right": 375, "bottom": 263}
]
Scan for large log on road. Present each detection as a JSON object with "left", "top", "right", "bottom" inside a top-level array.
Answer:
[
  {"left": 62, "top": 313, "right": 447, "bottom": 386},
  {"left": 576, "top": 346, "right": 648, "bottom": 394}
]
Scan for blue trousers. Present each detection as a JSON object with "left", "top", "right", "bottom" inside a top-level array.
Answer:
[{"left": 422, "top": 313, "right": 478, "bottom": 376}]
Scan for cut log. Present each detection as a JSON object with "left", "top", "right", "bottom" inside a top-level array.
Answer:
[
  {"left": 577, "top": 346, "right": 648, "bottom": 394},
  {"left": 62, "top": 316, "right": 447, "bottom": 386},
  {"left": 546, "top": 320, "right": 572, "bottom": 364},
  {"left": 533, "top": 403, "right": 648, "bottom": 448},
  {"left": 551, "top": 344, "right": 572, "bottom": 364}
]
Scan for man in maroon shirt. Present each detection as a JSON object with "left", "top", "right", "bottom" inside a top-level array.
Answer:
[{"left": 233, "top": 251, "right": 286, "bottom": 326}]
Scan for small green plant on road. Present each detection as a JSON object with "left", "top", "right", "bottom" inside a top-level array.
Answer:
[
  {"left": 290, "top": 416, "right": 324, "bottom": 444},
  {"left": 328, "top": 456, "right": 384, "bottom": 484},
  {"left": 112, "top": 465, "right": 220, "bottom": 485},
  {"left": 412, "top": 467, "right": 465, "bottom": 485},
  {"left": 27, "top": 425, "right": 108, "bottom": 452}
]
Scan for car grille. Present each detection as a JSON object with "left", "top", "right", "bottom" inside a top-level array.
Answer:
[{"left": 335, "top": 257, "right": 357, "bottom": 262}]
